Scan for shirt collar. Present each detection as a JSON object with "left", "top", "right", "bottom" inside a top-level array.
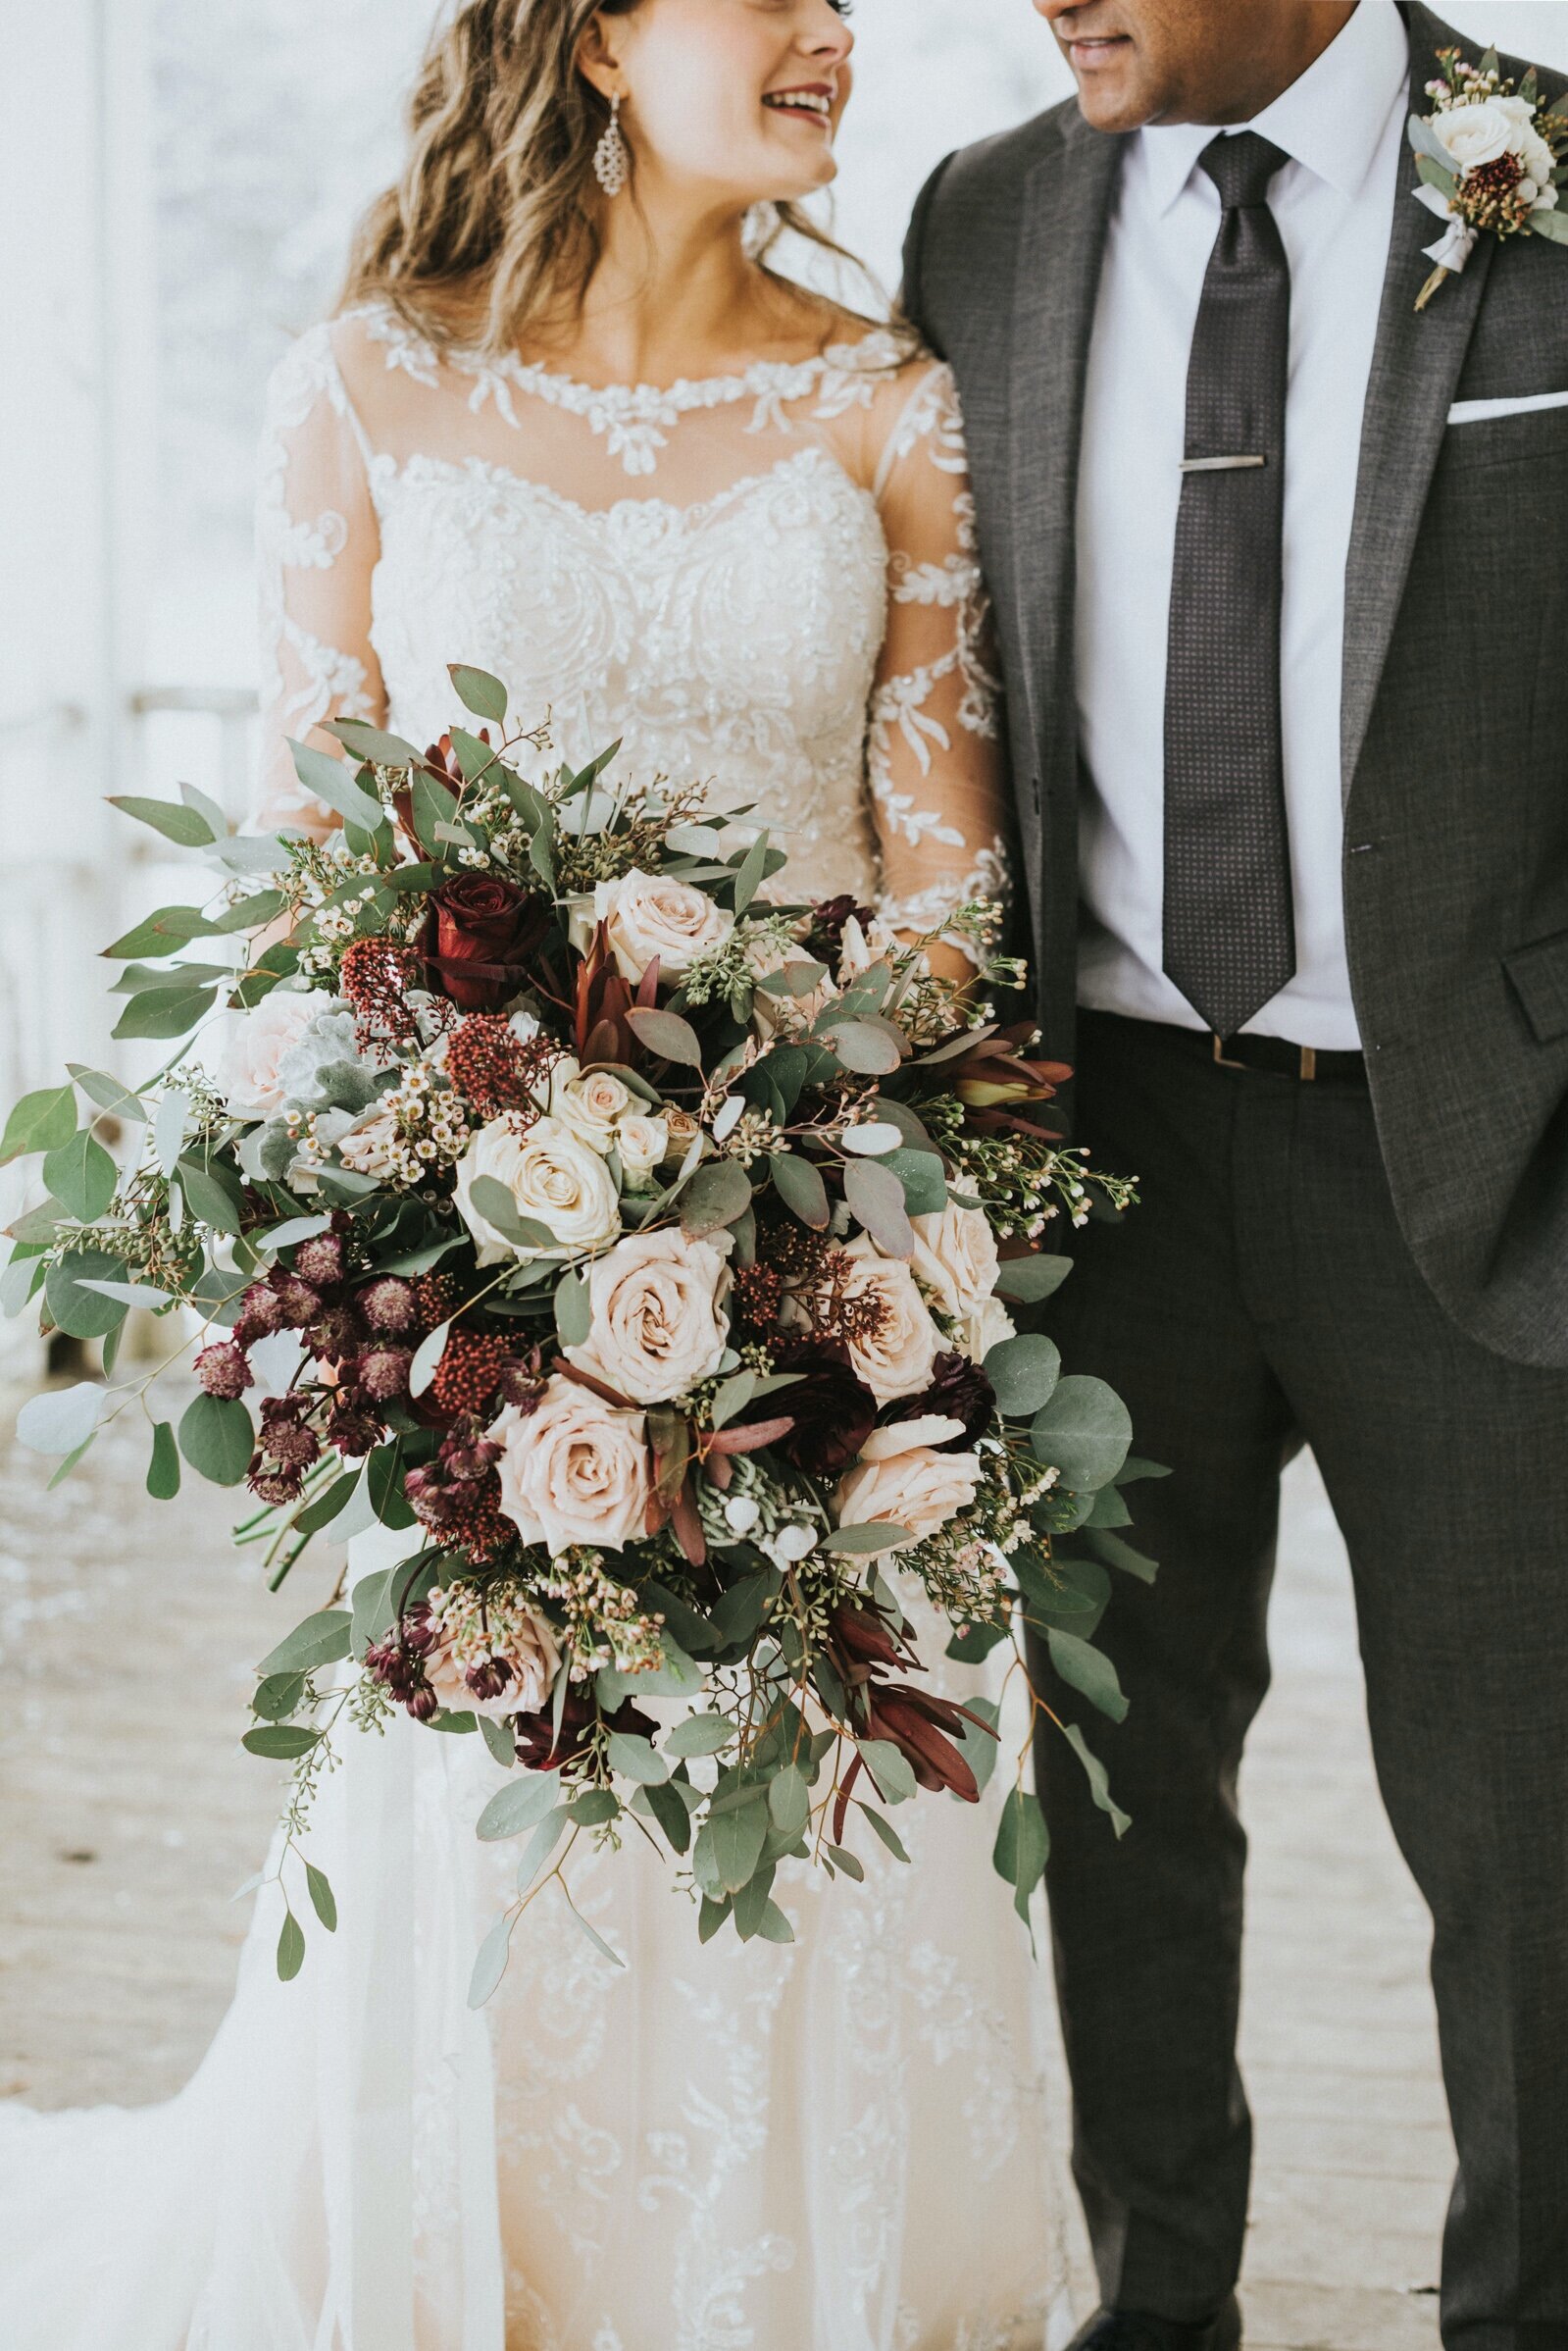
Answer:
[{"left": 1138, "top": 0, "right": 1410, "bottom": 218}]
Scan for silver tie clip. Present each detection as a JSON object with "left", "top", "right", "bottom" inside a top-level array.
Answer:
[{"left": 1180, "top": 454, "right": 1268, "bottom": 472}]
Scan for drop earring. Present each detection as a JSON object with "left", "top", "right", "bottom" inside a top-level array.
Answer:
[{"left": 593, "top": 94, "right": 629, "bottom": 198}]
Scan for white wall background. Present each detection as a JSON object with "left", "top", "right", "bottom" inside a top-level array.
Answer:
[{"left": 2, "top": 0, "right": 1565, "bottom": 1365}]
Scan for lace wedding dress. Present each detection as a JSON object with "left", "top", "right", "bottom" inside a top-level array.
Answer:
[{"left": 0, "top": 304, "right": 1078, "bottom": 2351}]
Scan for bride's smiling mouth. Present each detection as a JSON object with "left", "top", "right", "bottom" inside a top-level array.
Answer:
[{"left": 763, "top": 83, "right": 837, "bottom": 132}]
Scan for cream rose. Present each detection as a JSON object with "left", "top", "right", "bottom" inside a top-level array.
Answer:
[
  {"left": 618, "top": 1112, "right": 671, "bottom": 1186},
  {"left": 835, "top": 1424, "right": 984, "bottom": 1543},
  {"left": 453, "top": 1113, "right": 621, "bottom": 1265},
  {"left": 1430, "top": 95, "right": 1554, "bottom": 188},
  {"left": 961, "top": 1294, "right": 1017, "bottom": 1366},
  {"left": 426, "top": 1586, "right": 560, "bottom": 1720},
  {"left": 594, "top": 868, "right": 734, "bottom": 983},
  {"left": 565, "top": 1226, "right": 732, "bottom": 1404},
  {"left": 220, "top": 990, "right": 322, "bottom": 1119},
  {"left": 552, "top": 1063, "right": 637, "bottom": 1156},
  {"left": 909, "top": 1199, "right": 1001, "bottom": 1322},
  {"left": 493, "top": 1381, "right": 652, "bottom": 1556},
  {"left": 836, "top": 1240, "right": 943, "bottom": 1404}
]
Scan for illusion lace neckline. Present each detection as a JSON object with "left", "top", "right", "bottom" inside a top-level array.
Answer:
[{"left": 353, "top": 302, "right": 911, "bottom": 476}]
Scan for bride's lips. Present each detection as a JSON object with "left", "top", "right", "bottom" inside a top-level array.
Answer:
[{"left": 763, "top": 83, "right": 837, "bottom": 133}]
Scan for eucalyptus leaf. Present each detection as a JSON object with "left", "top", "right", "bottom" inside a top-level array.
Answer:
[
  {"left": 468, "top": 1913, "right": 516, "bottom": 2009},
  {"left": 409, "top": 1319, "right": 451, "bottom": 1400},
  {"left": 446, "top": 662, "right": 510, "bottom": 724},
  {"left": 243, "top": 1724, "right": 321, "bottom": 1760},
  {"left": 178, "top": 1393, "right": 256, "bottom": 1488},
  {"left": 859, "top": 1739, "right": 918, "bottom": 1805},
  {"left": 606, "top": 1731, "right": 671, "bottom": 1785},
  {"left": 681, "top": 1157, "right": 753, "bottom": 1237},
  {"left": 276, "top": 1912, "right": 306, "bottom": 1982},
  {"left": 477, "top": 1771, "right": 563, "bottom": 1842},
  {"left": 768, "top": 1150, "right": 830, "bottom": 1231},
  {"left": 993, "top": 1252, "right": 1073, "bottom": 1303},
  {"left": 843, "top": 1159, "right": 914, "bottom": 1258},
  {"left": 1045, "top": 1627, "right": 1130, "bottom": 1725},
  {"left": 993, "top": 1786, "right": 1050, "bottom": 1924},
  {"left": 146, "top": 1419, "right": 181, "bottom": 1500},
  {"left": 1030, "top": 1376, "right": 1134, "bottom": 1491},
  {"left": 45, "top": 1251, "right": 130, "bottom": 1340},
  {"left": 107, "top": 792, "right": 215, "bottom": 848},
  {"left": 554, "top": 1266, "right": 591, "bottom": 1348},
  {"left": 258, "top": 1610, "right": 353, "bottom": 1677},
  {"left": 41, "top": 1129, "right": 118, "bottom": 1223},
  {"left": 985, "top": 1333, "right": 1062, "bottom": 1418},
  {"left": 16, "top": 1381, "right": 105, "bottom": 1457},
  {"left": 1, "top": 1084, "right": 78, "bottom": 1165},
  {"left": 823, "top": 1018, "right": 903, "bottom": 1076},
  {"left": 626, "top": 1007, "right": 704, "bottom": 1068},
  {"left": 67, "top": 1066, "right": 150, "bottom": 1123},
  {"left": 1062, "top": 1720, "right": 1132, "bottom": 1838},
  {"left": 287, "top": 740, "right": 384, "bottom": 832},
  {"left": 665, "top": 1713, "right": 735, "bottom": 1759}
]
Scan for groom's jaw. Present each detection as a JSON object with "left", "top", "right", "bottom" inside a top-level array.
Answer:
[{"left": 1036, "top": 0, "right": 1358, "bottom": 134}]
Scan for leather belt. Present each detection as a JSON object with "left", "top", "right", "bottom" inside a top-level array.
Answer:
[{"left": 1078, "top": 1009, "right": 1367, "bottom": 1085}]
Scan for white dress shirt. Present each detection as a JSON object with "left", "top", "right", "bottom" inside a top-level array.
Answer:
[{"left": 1074, "top": 0, "right": 1411, "bottom": 1048}]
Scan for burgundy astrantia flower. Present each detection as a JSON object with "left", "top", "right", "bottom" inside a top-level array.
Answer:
[
  {"left": 424, "top": 876, "right": 551, "bottom": 1012},
  {"left": 760, "top": 1338, "right": 876, "bottom": 1478},
  {"left": 886, "top": 1352, "right": 995, "bottom": 1449},
  {"left": 195, "top": 1341, "right": 252, "bottom": 1401},
  {"left": 366, "top": 1603, "right": 441, "bottom": 1722},
  {"left": 805, "top": 894, "right": 875, "bottom": 967}
]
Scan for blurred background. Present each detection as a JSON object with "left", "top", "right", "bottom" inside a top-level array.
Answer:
[{"left": 1, "top": 0, "right": 1562, "bottom": 1371}]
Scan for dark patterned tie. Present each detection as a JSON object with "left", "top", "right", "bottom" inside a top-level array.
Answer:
[{"left": 1163, "top": 130, "right": 1295, "bottom": 1040}]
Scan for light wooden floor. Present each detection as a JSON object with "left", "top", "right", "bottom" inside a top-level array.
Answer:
[{"left": 0, "top": 1403, "right": 1449, "bottom": 2346}]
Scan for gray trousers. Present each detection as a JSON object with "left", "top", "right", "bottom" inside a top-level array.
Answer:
[{"left": 1037, "top": 1011, "right": 1568, "bottom": 2350}]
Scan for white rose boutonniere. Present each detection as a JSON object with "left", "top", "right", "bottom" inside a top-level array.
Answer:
[{"left": 1409, "top": 46, "right": 1568, "bottom": 308}]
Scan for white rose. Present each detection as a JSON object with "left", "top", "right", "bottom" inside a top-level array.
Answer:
[
  {"left": 1492, "top": 94, "right": 1557, "bottom": 189},
  {"left": 565, "top": 1226, "right": 732, "bottom": 1404},
  {"left": 426, "top": 1591, "right": 560, "bottom": 1720},
  {"left": 493, "top": 1381, "right": 652, "bottom": 1557},
  {"left": 220, "top": 990, "right": 321, "bottom": 1119},
  {"left": 961, "top": 1294, "right": 1017, "bottom": 1366},
  {"left": 453, "top": 1113, "right": 621, "bottom": 1265},
  {"left": 908, "top": 1200, "right": 1001, "bottom": 1322},
  {"left": 835, "top": 1430, "right": 985, "bottom": 1543},
  {"left": 552, "top": 1065, "right": 637, "bottom": 1156},
  {"left": 836, "top": 1240, "right": 943, "bottom": 1404},
  {"left": 618, "top": 1112, "right": 671, "bottom": 1186},
  {"left": 1430, "top": 98, "right": 1515, "bottom": 173},
  {"left": 594, "top": 868, "right": 734, "bottom": 983}
]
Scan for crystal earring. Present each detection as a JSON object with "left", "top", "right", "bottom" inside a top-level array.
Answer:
[{"left": 593, "top": 94, "right": 629, "bottom": 199}]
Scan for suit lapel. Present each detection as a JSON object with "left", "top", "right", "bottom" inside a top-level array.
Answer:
[
  {"left": 1007, "top": 117, "right": 1123, "bottom": 778},
  {"left": 1341, "top": 4, "right": 1492, "bottom": 804}
]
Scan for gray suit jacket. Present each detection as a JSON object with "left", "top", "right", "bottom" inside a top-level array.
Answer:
[{"left": 902, "top": 3, "right": 1568, "bottom": 1370}]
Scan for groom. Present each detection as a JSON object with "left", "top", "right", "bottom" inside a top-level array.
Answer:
[{"left": 904, "top": 2, "right": 1568, "bottom": 2345}]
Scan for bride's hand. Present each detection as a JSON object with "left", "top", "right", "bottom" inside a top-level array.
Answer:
[{"left": 901, "top": 934, "right": 975, "bottom": 993}]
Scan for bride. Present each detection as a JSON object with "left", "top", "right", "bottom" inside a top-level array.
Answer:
[{"left": 1, "top": 2, "right": 1073, "bottom": 2344}]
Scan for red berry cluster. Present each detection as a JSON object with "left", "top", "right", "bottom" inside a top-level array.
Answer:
[
  {"left": 430, "top": 1328, "right": 513, "bottom": 1419},
  {"left": 445, "top": 1015, "right": 556, "bottom": 1122},
  {"left": 340, "top": 936, "right": 423, "bottom": 1051}
]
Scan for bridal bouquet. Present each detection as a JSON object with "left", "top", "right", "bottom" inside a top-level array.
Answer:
[{"left": 3, "top": 666, "right": 1150, "bottom": 1993}]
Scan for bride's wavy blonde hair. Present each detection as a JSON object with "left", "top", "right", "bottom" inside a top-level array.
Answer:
[{"left": 341, "top": 0, "right": 868, "bottom": 354}]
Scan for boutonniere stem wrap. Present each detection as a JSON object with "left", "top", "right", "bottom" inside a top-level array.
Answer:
[{"left": 1408, "top": 46, "right": 1568, "bottom": 310}]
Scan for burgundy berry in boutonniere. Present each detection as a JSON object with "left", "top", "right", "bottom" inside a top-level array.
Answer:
[{"left": 1408, "top": 45, "right": 1568, "bottom": 309}]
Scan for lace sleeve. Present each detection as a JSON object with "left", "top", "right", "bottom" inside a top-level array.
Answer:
[
  {"left": 866, "top": 363, "right": 1009, "bottom": 965},
  {"left": 255, "top": 322, "right": 386, "bottom": 834}
]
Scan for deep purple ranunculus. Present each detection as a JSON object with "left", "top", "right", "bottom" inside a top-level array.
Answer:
[
  {"left": 762, "top": 1338, "right": 878, "bottom": 1478},
  {"left": 885, "top": 1351, "right": 996, "bottom": 1449}
]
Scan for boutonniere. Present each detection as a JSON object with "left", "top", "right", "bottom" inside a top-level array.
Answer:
[{"left": 1408, "top": 46, "right": 1568, "bottom": 310}]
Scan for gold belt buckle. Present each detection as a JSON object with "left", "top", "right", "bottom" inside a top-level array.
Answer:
[
  {"left": 1298, "top": 1047, "right": 1318, "bottom": 1082},
  {"left": 1211, "top": 1035, "right": 1245, "bottom": 1071}
]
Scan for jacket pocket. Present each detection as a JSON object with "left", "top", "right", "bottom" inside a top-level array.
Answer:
[{"left": 1504, "top": 928, "right": 1568, "bottom": 1044}]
